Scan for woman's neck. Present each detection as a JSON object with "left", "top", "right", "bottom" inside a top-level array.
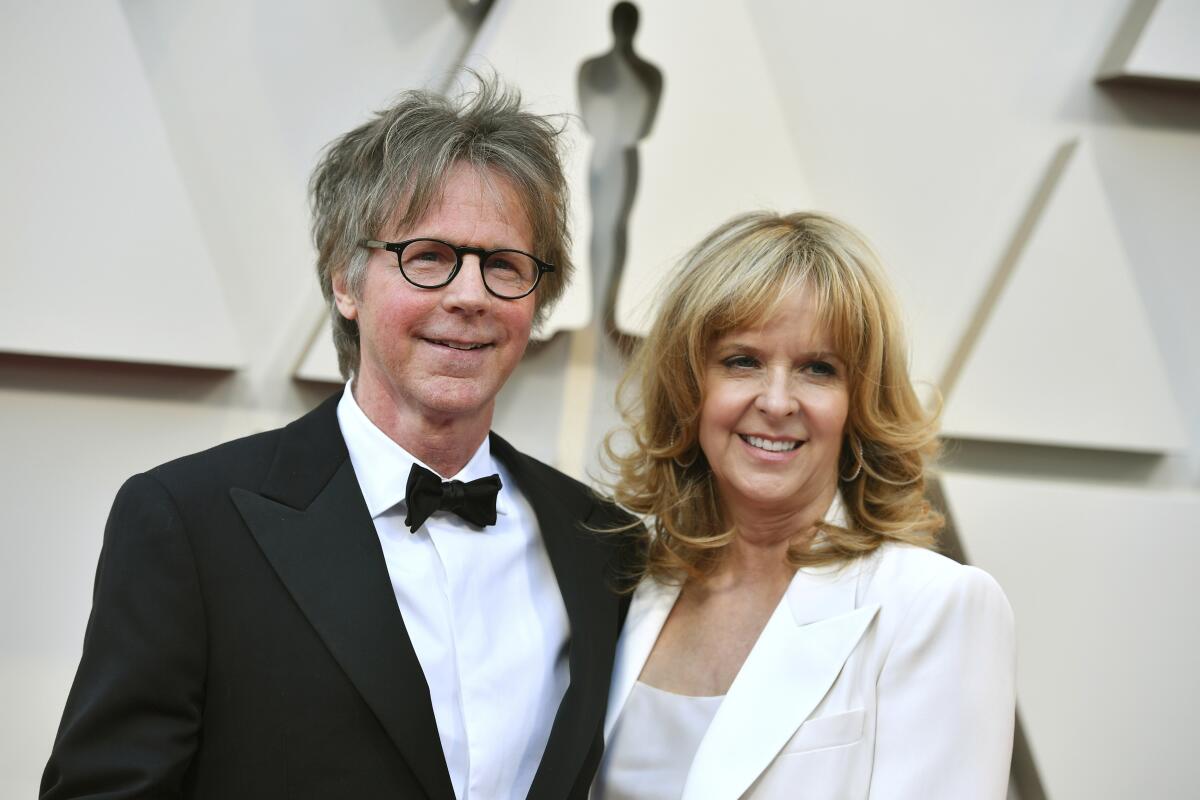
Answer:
[{"left": 705, "top": 486, "right": 839, "bottom": 588}]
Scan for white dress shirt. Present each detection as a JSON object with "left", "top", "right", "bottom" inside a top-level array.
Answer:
[{"left": 337, "top": 384, "right": 570, "bottom": 800}]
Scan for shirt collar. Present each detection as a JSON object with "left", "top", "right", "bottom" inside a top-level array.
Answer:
[{"left": 335, "top": 382, "right": 510, "bottom": 520}]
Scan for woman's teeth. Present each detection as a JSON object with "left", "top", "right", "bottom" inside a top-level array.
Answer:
[{"left": 741, "top": 435, "right": 801, "bottom": 452}]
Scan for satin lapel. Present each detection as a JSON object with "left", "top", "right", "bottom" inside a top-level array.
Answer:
[
  {"left": 232, "top": 458, "right": 455, "bottom": 800},
  {"left": 604, "top": 579, "right": 681, "bottom": 741},
  {"left": 491, "top": 434, "right": 619, "bottom": 800},
  {"left": 682, "top": 564, "right": 880, "bottom": 800}
]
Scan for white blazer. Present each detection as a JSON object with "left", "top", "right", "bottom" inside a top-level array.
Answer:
[{"left": 601, "top": 543, "right": 1016, "bottom": 799}]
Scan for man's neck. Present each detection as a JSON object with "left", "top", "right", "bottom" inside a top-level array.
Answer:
[
  {"left": 403, "top": 425, "right": 489, "bottom": 478},
  {"left": 351, "top": 384, "right": 491, "bottom": 478}
]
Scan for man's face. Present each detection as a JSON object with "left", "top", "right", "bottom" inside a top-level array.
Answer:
[{"left": 333, "top": 163, "right": 537, "bottom": 436}]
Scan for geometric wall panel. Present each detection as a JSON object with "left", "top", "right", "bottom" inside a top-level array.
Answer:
[
  {"left": 743, "top": 0, "right": 1064, "bottom": 390},
  {"left": 941, "top": 472, "right": 1200, "bottom": 800},
  {"left": 941, "top": 140, "right": 1187, "bottom": 453},
  {"left": 114, "top": 0, "right": 476, "bottom": 382},
  {"left": 466, "top": 0, "right": 815, "bottom": 338},
  {"left": 612, "top": 0, "right": 816, "bottom": 336},
  {"left": 0, "top": 2, "right": 242, "bottom": 368},
  {"left": 1098, "top": 0, "right": 1200, "bottom": 87},
  {"left": 294, "top": 317, "right": 341, "bottom": 384}
]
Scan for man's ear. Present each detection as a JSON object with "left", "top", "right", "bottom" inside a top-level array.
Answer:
[{"left": 332, "top": 270, "right": 358, "bottom": 320}]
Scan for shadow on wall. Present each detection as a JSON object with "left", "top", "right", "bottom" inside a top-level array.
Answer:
[
  {"left": 0, "top": 352, "right": 235, "bottom": 406},
  {"left": 1082, "top": 0, "right": 1200, "bottom": 130},
  {"left": 929, "top": 477, "right": 1048, "bottom": 800},
  {"left": 446, "top": 0, "right": 495, "bottom": 27},
  {"left": 939, "top": 438, "right": 1167, "bottom": 486}
]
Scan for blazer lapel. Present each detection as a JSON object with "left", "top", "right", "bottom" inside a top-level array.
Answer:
[
  {"left": 682, "top": 562, "right": 880, "bottom": 800},
  {"left": 604, "top": 579, "right": 681, "bottom": 741},
  {"left": 491, "top": 434, "right": 621, "bottom": 800},
  {"left": 231, "top": 396, "right": 455, "bottom": 800}
]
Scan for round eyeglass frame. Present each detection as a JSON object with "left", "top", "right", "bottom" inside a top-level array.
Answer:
[{"left": 360, "top": 238, "right": 556, "bottom": 300}]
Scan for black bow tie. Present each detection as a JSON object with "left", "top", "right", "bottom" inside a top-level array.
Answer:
[{"left": 403, "top": 463, "right": 502, "bottom": 533}]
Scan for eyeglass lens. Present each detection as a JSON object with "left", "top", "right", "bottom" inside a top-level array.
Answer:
[{"left": 398, "top": 239, "right": 538, "bottom": 298}]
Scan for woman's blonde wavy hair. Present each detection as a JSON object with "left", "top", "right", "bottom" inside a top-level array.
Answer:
[{"left": 605, "top": 211, "right": 944, "bottom": 582}]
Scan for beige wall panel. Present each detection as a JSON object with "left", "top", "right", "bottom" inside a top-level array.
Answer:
[
  {"left": 0, "top": 2, "right": 242, "bottom": 368},
  {"left": 1087, "top": 126, "right": 1200, "bottom": 469},
  {"left": 941, "top": 140, "right": 1187, "bottom": 452},
  {"left": 942, "top": 471, "right": 1200, "bottom": 799}
]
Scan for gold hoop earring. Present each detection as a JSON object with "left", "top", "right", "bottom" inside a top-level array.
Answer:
[{"left": 840, "top": 437, "right": 864, "bottom": 482}]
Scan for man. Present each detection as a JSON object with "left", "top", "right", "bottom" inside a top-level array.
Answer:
[{"left": 42, "top": 78, "right": 632, "bottom": 799}]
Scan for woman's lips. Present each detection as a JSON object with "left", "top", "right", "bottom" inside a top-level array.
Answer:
[{"left": 739, "top": 434, "right": 803, "bottom": 453}]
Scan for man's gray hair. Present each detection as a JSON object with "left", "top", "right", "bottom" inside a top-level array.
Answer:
[{"left": 309, "top": 75, "right": 573, "bottom": 379}]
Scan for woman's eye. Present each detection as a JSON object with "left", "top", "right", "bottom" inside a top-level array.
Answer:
[
  {"left": 722, "top": 355, "right": 758, "bottom": 369},
  {"left": 806, "top": 360, "right": 837, "bottom": 377}
]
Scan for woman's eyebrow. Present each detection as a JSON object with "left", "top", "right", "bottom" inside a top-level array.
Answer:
[{"left": 710, "top": 341, "right": 761, "bottom": 356}]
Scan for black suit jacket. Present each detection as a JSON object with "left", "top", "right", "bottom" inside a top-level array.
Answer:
[{"left": 42, "top": 394, "right": 633, "bottom": 799}]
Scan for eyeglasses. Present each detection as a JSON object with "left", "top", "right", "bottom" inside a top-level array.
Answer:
[{"left": 361, "top": 238, "right": 555, "bottom": 300}]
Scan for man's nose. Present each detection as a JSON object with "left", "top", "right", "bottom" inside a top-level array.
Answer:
[{"left": 441, "top": 255, "right": 491, "bottom": 312}]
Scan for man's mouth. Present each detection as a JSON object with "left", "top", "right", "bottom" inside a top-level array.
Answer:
[
  {"left": 740, "top": 434, "right": 802, "bottom": 453},
  {"left": 425, "top": 338, "right": 491, "bottom": 351}
]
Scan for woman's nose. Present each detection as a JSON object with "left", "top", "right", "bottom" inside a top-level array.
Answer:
[{"left": 754, "top": 370, "right": 798, "bottom": 417}]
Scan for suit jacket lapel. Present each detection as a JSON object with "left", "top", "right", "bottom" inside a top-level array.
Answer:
[
  {"left": 682, "top": 562, "right": 880, "bottom": 800},
  {"left": 491, "top": 434, "right": 619, "bottom": 800},
  {"left": 604, "top": 579, "right": 681, "bottom": 741},
  {"left": 231, "top": 395, "right": 455, "bottom": 800}
]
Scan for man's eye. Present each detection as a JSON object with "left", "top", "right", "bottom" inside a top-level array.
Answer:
[
  {"left": 487, "top": 257, "right": 520, "bottom": 273},
  {"left": 403, "top": 244, "right": 454, "bottom": 266}
]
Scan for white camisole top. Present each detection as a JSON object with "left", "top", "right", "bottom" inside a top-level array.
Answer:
[{"left": 592, "top": 681, "right": 724, "bottom": 800}]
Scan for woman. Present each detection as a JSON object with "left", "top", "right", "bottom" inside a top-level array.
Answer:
[{"left": 594, "top": 212, "right": 1015, "bottom": 799}]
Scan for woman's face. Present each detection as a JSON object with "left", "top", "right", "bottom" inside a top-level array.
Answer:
[{"left": 698, "top": 284, "right": 850, "bottom": 524}]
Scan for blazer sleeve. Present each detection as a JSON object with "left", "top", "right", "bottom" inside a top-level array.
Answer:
[
  {"left": 868, "top": 565, "right": 1016, "bottom": 800},
  {"left": 41, "top": 473, "right": 207, "bottom": 799}
]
